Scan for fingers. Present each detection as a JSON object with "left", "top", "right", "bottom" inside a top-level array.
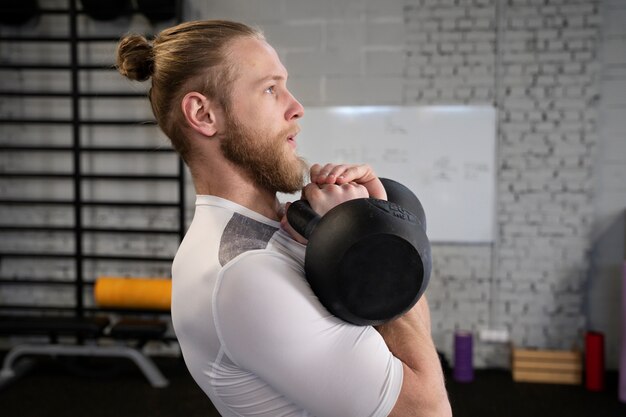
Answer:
[
  {"left": 303, "top": 181, "right": 367, "bottom": 201},
  {"left": 310, "top": 162, "right": 387, "bottom": 200},
  {"left": 310, "top": 163, "right": 376, "bottom": 185},
  {"left": 310, "top": 163, "right": 345, "bottom": 184}
]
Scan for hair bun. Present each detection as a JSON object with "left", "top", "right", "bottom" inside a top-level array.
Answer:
[{"left": 116, "top": 34, "right": 154, "bottom": 82}]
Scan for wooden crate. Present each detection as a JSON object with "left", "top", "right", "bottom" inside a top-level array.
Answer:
[{"left": 512, "top": 347, "right": 582, "bottom": 385}]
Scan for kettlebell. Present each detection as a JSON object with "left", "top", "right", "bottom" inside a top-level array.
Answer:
[
  {"left": 137, "top": 0, "right": 177, "bottom": 23},
  {"left": 0, "top": 0, "right": 39, "bottom": 26},
  {"left": 80, "top": 0, "right": 130, "bottom": 21},
  {"left": 287, "top": 178, "right": 431, "bottom": 326}
]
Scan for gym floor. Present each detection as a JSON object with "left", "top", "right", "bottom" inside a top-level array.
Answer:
[{"left": 0, "top": 353, "right": 625, "bottom": 417}]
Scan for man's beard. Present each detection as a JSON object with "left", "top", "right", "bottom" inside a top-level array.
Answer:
[{"left": 220, "top": 114, "right": 307, "bottom": 194}]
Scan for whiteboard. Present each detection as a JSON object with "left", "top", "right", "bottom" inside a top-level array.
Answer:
[{"left": 292, "top": 106, "right": 496, "bottom": 243}]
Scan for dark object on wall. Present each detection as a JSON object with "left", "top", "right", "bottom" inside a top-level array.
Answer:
[
  {"left": 137, "top": 0, "right": 177, "bottom": 23},
  {"left": 80, "top": 0, "right": 131, "bottom": 21},
  {"left": 0, "top": 0, "right": 40, "bottom": 26}
]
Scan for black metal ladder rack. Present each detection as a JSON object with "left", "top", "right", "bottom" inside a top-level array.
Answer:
[{"left": 0, "top": 0, "right": 185, "bottom": 319}]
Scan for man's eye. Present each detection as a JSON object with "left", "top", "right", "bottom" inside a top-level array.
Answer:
[{"left": 264, "top": 86, "right": 275, "bottom": 94}]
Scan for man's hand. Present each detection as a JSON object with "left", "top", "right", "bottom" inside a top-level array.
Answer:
[
  {"left": 281, "top": 163, "right": 384, "bottom": 244},
  {"left": 310, "top": 163, "right": 387, "bottom": 201},
  {"left": 302, "top": 182, "right": 368, "bottom": 217},
  {"left": 280, "top": 182, "right": 368, "bottom": 243}
]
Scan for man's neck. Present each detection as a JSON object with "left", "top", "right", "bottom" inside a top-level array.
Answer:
[{"left": 190, "top": 157, "right": 281, "bottom": 221}]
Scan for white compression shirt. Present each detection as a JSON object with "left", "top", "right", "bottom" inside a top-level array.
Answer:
[{"left": 172, "top": 195, "right": 403, "bottom": 417}]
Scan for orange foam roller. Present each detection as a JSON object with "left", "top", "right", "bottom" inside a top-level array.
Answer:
[{"left": 94, "top": 277, "right": 171, "bottom": 310}]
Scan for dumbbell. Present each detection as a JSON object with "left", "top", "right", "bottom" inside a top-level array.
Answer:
[{"left": 287, "top": 178, "right": 431, "bottom": 326}]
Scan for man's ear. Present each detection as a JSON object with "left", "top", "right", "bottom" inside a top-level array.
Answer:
[{"left": 181, "top": 92, "right": 220, "bottom": 137}]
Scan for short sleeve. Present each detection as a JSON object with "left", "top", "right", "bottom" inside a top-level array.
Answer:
[{"left": 214, "top": 251, "right": 403, "bottom": 417}]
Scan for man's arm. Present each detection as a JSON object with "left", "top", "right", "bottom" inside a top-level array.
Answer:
[
  {"left": 309, "top": 163, "right": 451, "bottom": 416},
  {"left": 377, "top": 297, "right": 452, "bottom": 417},
  {"left": 293, "top": 162, "right": 451, "bottom": 416}
]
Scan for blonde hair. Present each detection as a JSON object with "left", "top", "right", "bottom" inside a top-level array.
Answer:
[{"left": 116, "top": 20, "right": 264, "bottom": 163}]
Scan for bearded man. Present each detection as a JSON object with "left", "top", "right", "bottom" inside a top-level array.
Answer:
[{"left": 116, "top": 20, "right": 450, "bottom": 417}]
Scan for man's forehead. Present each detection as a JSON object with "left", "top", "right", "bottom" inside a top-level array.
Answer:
[
  {"left": 229, "top": 37, "right": 287, "bottom": 81},
  {"left": 254, "top": 73, "right": 287, "bottom": 85}
]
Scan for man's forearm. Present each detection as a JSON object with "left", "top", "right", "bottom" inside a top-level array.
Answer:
[{"left": 376, "top": 297, "right": 451, "bottom": 417}]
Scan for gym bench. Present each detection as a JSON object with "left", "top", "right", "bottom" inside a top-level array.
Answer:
[{"left": 0, "top": 315, "right": 169, "bottom": 388}]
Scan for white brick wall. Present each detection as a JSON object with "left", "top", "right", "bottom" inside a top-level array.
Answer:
[
  {"left": 0, "top": 0, "right": 610, "bottom": 370},
  {"left": 493, "top": 0, "right": 600, "bottom": 355}
]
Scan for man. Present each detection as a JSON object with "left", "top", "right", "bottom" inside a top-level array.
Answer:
[{"left": 116, "top": 20, "right": 451, "bottom": 417}]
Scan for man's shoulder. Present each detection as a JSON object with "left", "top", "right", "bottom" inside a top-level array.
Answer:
[{"left": 218, "top": 212, "right": 279, "bottom": 265}]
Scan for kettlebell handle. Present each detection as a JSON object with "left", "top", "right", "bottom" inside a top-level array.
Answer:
[
  {"left": 287, "top": 200, "right": 320, "bottom": 239},
  {"left": 287, "top": 178, "right": 427, "bottom": 239}
]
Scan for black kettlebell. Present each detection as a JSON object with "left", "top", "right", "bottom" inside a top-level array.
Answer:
[
  {"left": 287, "top": 178, "right": 431, "bottom": 326},
  {"left": 80, "top": 0, "right": 130, "bottom": 21},
  {"left": 137, "top": 0, "right": 177, "bottom": 23},
  {"left": 0, "top": 0, "right": 39, "bottom": 26}
]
